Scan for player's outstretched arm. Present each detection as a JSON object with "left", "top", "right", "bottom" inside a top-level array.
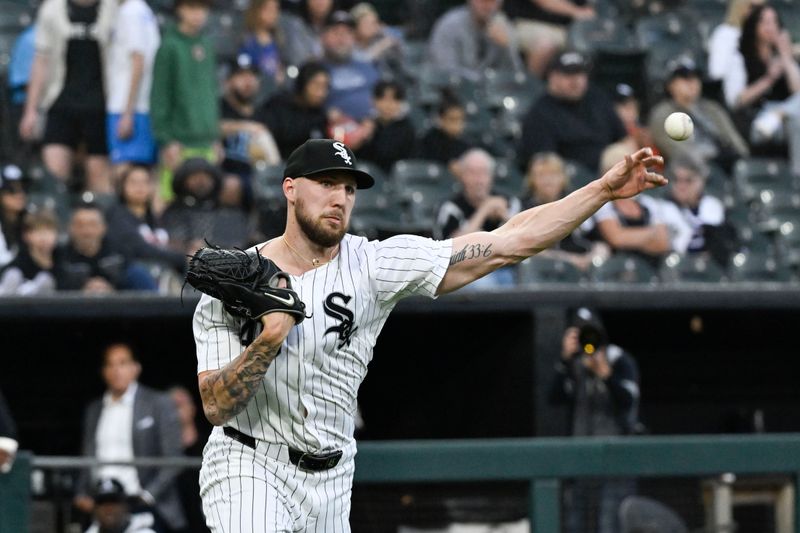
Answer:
[
  {"left": 197, "top": 313, "right": 294, "bottom": 426},
  {"left": 437, "top": 148, "right": 666, "bottom": 294}
]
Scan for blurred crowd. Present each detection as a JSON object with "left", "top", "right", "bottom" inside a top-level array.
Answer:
[{"left": 1, "top": 0, "right": 800, "bottom": 295}]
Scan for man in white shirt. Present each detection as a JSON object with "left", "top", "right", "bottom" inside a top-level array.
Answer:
[
  {"left": 105, "top": 0, "right": 161, "bottom": 172},
  {"left": 74, "top": 343, "right": 186, "bottom": 532}
]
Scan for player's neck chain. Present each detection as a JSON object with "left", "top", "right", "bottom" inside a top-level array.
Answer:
[{"left": 282, "top": 235, "right": 338, "bottom": 268}]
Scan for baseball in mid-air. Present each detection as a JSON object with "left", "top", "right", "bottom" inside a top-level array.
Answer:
[{"left": 664, "top": 112, "right": 694, "bottom": 141}]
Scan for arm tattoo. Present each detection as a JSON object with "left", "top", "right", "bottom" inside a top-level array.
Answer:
[
  {"left": 199, "top": 341, "right": 280, "bottom": 426},
  {"left": 449, "top": 243, "right": 493, "bottom": 265}
]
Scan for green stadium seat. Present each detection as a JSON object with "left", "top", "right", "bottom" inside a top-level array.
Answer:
[
  {"left": 391, "top": 159, "right": 451, "bottom": 185},
  {"left": 591, "top": 253, "right": 659, "bottom": 283},
  {"left": 728, "top": 251, "right": 791, "bottom": 282},
  {"left": 619, "top": 496, "right": 689, "bottom": 533},
  {"left": 252, "top": 164, "right": 284, "bottom": 200},
  {"left": 660, "top": 252, "right": 726, "bottom": 283},
  {"left": 733, "top": 157, "right": 795, "bottom": 203},
  {"left": 565, "top": 160, "right": 596, "bottom": 191},
  {"left": 568, "top": 16, "right": 639, "bottom": 54},
  {"left": 494, "top": 159, "right": 525, "bottom": 197},
  {"left": 517, "top": 255, "right": 584, "bottom": 284}
]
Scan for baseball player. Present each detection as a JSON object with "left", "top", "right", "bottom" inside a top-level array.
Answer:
[{"left": 193, "top": 138, "right": 665, "bottom": 532}]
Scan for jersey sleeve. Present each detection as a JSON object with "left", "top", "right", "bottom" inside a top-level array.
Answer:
[
  {"left": 193, "top": 293, "right": 245, "bottom": 373},
  {"left": 370, "top": 234, "right": 453, "bottom": 305}
]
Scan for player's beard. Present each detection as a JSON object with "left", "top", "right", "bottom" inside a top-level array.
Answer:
[{"left": 295, "top": 195, "right": 348, "bottom": 248}]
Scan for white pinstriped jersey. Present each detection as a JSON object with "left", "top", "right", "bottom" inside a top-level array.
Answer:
[{"left": 193, "top": 233, "right": 453, "bottom": 453}]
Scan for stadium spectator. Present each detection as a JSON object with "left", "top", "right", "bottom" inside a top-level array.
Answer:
[
  {"left": 708, "top": 0, "right": 763, "bottom": 82},
  {"left": 105, "top": 165, "right": 186, "bottom": 275},
  {"left": 581, "top": 145, "right": 692, "bottom": 265},
  {"left": 503, "top": 0, "right": 596, "bottom": 77},
  {"left": 105, "top": 0, "right": 161, "bottom": 175},
  {"left": 0, "top": 209, "right": 61, "bottom": 296},
  {"left": 58, "top": 203, "right": 157, "bottom": 292},
  {"left": 665, "top": 156, "right": 737, "bottom": 266},
  {"left": 84, "top": 478, "right": 157, "bottom": 533},
  {"left": 6, "top": 24, "right": 36, "bottom": 160},
  {"left": 219, "top": 54, "right": 281, "bottom": 181},
  {"left": 239, "top": 0, "right": 285, "bottom": 82},
  {"left": 279, "top": 0, "right": 333, "bottom": 66},
  {"left": 428, "top": 0, "right": 517, "bottom": 82},
  {"left": 74, "top": 343, "right": 186, "bottom": 532},
  {"left": 321, "top": 10, "right": 380, "bottom": 122},
  {"left": 355, "top": 80, "right": 416, "bottom": 172},
  {"left": 160, "top": 158, "right": 222, "bottom": 255},
  {"left": 649, "top": 57, "right": 749, "bottom": 174},
  {"left": 723, "top": 4, "right": 800, "bottom": 175},
  {"left": 520, "top": 152, "right": 609, "bottom": 271},
  {"left": 434, "top": 148, "right": 520, "bottom": 288},
  {"left": 262, "top": 61, "right": 330, "bottom": 158},
  {"left": 211, "top": 173, "right": 259, "bottom": 249},
  {"left": 19, "top": 0, "right": 116, "bottom": 194},
  {"left": 518, "top": 50, "right": 628, "bottom": 173},
  {"left": 416, "top": 96, "right": 473, "bottom": 173},
  {"left": 0, "top": 164, "right": 27, "bottom": 268},
  {"left": 550, "top": 308, "right": 640, "bottom": 533},
  {"left": 613, "top": 83, "right": 658, "bottom": 155},
  {"left": 351, "top": 2, "right": 406, "bottom": 77},
  {"left": 0, "top": 387, "right": 17, "bottom": 474},
  {"left": 150, "top": 0, "right": 219, "bottom": 201}
]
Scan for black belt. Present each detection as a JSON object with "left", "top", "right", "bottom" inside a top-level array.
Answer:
[{"left": 223, "top": 426, "right": 342, "bottom": 472}]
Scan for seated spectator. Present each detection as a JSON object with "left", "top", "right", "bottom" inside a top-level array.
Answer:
[
  {"left": 434, "top": 149, "right": 520, "bottom": 289},
  {"left": 160, "top": 158, "right": 221, "bottom": 255},
  {"left": 150, "top": 0, "right": 219, "bottom": 201},
  {"left": 239, "top": 0, "right": 285, "bottom": 83},
  {"left": 212, "top": 174, "right": 259, "bottom": 249},
  {"left": 220, "top": 54, "right": 281, "bottom": 181},
  {"left": 520, "top": 152, "right": 609, "bottom": 270},
  {"left": 0, "top": 209, "right": 61, "bottom": 296},
  {"left": 351, "top": 2, "right": 405, "bottom": 77},
  {"left": 665, "top": 156, "right": 738, "bottom": 266},
  {"left": 105, "top": 0, "right": 161, "bottom": 176},
  {"left": 83, "top": 478, "right": 156, "bottom": 533},
  {"left": 585, "top": 147, "right": 692, "bottom": 265},
  {"left": 613, "top": 83, "right": 658, "bottom": 155},
  {"left": 518, "top": 50, "right": 628, "bottom": 173},
  {"left": 723, "top": 4, "right": 800, "bottom": 175},
  {"left": 262, "top": 61, "right": 330, "bottom": 158},
  {"left": 279, "top": 0, "right": 333, "bottom": 66},
  {"left": 649, "top": 57, "right": 749, "bottom": 173},
  {"left": 321, "top": 10, "right": 380, "bottom": 123},
  {"left": 428, "top": 0, "right": 517, "bottom": 82},
  {"left": 503, "top": 0, "right": 596, "bottom": 77},
  {"left": 0, "top": 165, "right": 27, "bottom": 268},
  {"left": 105, "top": 165, "right": 186, "bottom": 274},
  {"left": 58, "top": 202, "right": 157, "bottom": 292},
  {"left": 708, "top": 0, "right": 763, "bottom": 82},
  {"left": 416, "top": 96, "right": 473, "bottom": 173},
  {"left": 355, "top": 80, "right": 416, "bottom": 172}
]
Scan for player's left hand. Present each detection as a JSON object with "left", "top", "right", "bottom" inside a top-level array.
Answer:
[{"left": 600, "top": 147, "right": 666, "bottom": 201}]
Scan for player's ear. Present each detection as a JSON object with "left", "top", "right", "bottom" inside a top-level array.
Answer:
[{"left": 283, "top": 177, "right": 296, "bottom": 202}]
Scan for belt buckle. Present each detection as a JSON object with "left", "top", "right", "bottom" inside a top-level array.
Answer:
[{"left": 297, "top": 450, "right": 343, "bottom": 471}]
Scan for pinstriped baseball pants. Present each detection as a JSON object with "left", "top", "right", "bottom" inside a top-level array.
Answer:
[{"left": 199, "top": 427, "right": 355, "bottom": 532}]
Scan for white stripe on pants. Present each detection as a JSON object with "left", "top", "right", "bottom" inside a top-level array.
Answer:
[{"left": 199, "top": 426, "right": 355, "bottom": 532}]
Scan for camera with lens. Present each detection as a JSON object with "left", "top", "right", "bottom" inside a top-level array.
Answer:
[{"left": 573, "top": 308, "right": 608, "bottom": 355}]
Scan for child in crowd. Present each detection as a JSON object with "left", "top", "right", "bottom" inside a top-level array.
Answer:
[{"left": 356, "top": 80, "right": 416, "bottom": 172}]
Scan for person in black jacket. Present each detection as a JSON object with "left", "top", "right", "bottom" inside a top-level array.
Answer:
[
  {"left": 549, "top": 308, "right": 640, "bottom": 533},
  {"left": 105, "top": 165, "right": 186, "bottom": 274},
  {"left": 416, "top": 96, "right": 472, "bottom": 173},
  {"left": 0, "top": 209, "right": 61, "bottom": 295},
  {"left": 355, "top": 80, "right": 416, "bottom": 172},
  {"left": 261, "top": 61, "right": 330, "bottom": 158}
]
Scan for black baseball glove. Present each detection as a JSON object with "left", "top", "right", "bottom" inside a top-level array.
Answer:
[{"left": 186, "top": 245, "right": 306, "bottom": 324}]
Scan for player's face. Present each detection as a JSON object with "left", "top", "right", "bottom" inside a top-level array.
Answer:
[
  {"left": 293, "top": 173, "right": 356, "bottom": 247},
  {"left": 102, "top": 345, "right": 141, "bottom": 396}
]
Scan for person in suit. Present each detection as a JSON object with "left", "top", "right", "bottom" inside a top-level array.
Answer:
[
  {"left": 0, "top": 387, "right": 18, "bottom": 474},
  {"left": 74, "top": 343, "right": 186, "bottom": 532}
]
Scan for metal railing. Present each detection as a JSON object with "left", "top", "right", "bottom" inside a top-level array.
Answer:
[{"left": 3, "top": 434, "right": 800, "bottom": 532}]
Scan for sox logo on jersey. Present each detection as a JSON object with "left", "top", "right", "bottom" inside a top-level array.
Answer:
[{"left": 324, "top": 293, "right": 358, "bottom": 348}]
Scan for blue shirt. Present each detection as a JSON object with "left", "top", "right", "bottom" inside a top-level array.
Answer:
[
  {"left": 323, "top": 58, "right": 379, "bottom": 121},
  {"left": 8, "top": 25, "right": 36, "bottom": 105},
  {"left": 239, "top": 35, "right": 281, "bottom": 78}
]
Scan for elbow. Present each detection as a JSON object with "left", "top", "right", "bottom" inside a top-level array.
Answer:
[{"left": 202, "top": 406, "right": 227, "bottom": 427}]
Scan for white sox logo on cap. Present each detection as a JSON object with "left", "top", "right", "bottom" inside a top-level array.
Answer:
[{"left": 332, "top": 142, "right": 352, "bottom": 165}]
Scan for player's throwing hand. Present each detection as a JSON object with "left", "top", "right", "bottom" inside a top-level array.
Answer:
[{"left": 600, "top": 147, "right": 666, "bottom": 201}]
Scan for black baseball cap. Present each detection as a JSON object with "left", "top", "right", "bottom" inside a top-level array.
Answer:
[
  {"left": 667, "top": 56, "right": 701, "bottom": 81},
  {"left": 324, "top": 10, "right": 356, "bottom": 29},
  {"left": 227, "top": 53, "right": 259, "bottom": 77},
  {"left": 547, "top": 50, "right": 591, "bottom": 76},
  {"left": 0, "top": 164, "right": 25, "bottom": 193},
  {"left": 284, "top": 139, "right": 374, "bottom": 189},
  {"left": 613, "top": 83, "right": 636, "bottom": 103},
  {"left": 93, "top": 478, "right": 127, "bottom": 505}
]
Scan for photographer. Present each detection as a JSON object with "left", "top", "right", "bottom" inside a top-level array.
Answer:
[{"left": 549, "top": 308, "right": 640, "bottom": 533}]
